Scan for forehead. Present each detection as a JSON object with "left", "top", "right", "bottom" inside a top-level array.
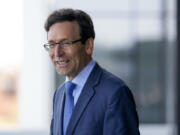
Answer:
[{"left": 47, "top": 21, "right": 80, "bottom": 41}]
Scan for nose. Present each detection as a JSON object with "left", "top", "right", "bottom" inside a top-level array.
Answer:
[{"left": 54, "top": 44, "right": 64, "bottom": 57}]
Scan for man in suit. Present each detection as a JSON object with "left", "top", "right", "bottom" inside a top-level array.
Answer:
[{"left": 44, "top": 8, "right": 140, "bottom": 135}]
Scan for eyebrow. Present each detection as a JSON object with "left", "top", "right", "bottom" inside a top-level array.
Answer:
[{"left": 48, "top": 38, "right": 68, "bottom": 43}]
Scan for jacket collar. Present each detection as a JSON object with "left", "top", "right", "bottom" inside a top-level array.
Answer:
[{"left": 66, "top": 62, "right": 102, "bottom": 135}]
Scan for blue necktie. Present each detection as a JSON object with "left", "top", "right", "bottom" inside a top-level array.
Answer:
[{"left": 63, "top": 81, "right": 76, "bottom": 135}]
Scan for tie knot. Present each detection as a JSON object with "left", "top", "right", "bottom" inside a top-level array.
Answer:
[{"left": 65, "top": 81, "right": 76, "bottom": 95}]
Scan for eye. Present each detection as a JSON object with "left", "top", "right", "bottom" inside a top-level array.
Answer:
[
  {"left": 48, "top": 42, "right": 56, "bottom": 47},
  {"left": 61, "top": 42, "right": 73, "bottom": 48}
]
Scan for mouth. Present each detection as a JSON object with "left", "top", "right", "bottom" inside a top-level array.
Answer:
[{"left": 55, "top": 59, "right": 70, "bottom": 67}]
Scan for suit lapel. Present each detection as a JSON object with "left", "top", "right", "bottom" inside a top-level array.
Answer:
[
  {"left": 66, "top": 63, "right": 102, "bottom": 135},
  {"left": 54, "top": 84, "right": 65, "bottom": 135}
]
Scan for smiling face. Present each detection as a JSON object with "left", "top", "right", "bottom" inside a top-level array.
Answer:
[{"left": 47, "top": 21, "right": 93, "bottom": 80}]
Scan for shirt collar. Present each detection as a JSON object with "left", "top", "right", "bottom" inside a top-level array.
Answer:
[{"left": 65, "top": 59, "right": 96, "bottom": 87}]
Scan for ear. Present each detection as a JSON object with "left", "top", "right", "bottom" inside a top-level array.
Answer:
[{"left": 85, "top": 38, "right": 94, "bottom": 55}]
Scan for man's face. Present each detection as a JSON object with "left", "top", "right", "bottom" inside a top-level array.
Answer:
[{"left": 47, "top": 21, "right": 93, "bottom": 80}]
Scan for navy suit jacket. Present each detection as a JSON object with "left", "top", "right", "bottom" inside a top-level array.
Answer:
[{"left": 50, "top": 63, "right": 140, "bottom": 135}]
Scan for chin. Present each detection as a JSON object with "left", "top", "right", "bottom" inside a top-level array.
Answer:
[
  {"left": 57, "top": 71, "right": 67, "bottom": 76},
  {"left": 56, "top": 69, "right": 70, "bottom": 76}
]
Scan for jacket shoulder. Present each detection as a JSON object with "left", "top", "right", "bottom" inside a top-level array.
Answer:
[{"left": 100, "top": 66, "right": 127, "bottom": 88}]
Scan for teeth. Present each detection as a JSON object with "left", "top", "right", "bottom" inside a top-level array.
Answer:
[{"left": 57, "top": 60, "right": 68, "bottom": 64}]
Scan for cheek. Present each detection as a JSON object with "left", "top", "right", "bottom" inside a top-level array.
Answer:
[
  {"left": 49, "top": 52, "right": 53, "bottom": 60},
  {"left": 69, "top": 52, "right": 81, "bottom": 67},
  {"left": 73, "top": 51, "right": 86, "bottom": 66},
  {"left": 71, "top": 54, "right": 80, "bottom": 66},
  {"left": 49, "top": 52, "right": 56, "bottom": 66}
]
